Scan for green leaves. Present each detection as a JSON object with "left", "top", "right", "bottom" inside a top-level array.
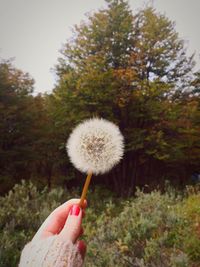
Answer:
[
  {"left": 1, "top": 180, "right": 200, "bottom": 267},
  {"left": 51, "top": 0, "right": 199, "bottom": 195},
  {"left": 86, "top": 187, "right": 200, "bottom": 267},
  {"left": 1, "top": 1, "right": 199, "bottom": 196}
]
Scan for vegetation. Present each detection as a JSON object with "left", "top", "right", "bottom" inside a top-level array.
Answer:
[
  {"left": 0, "top": 181, "right": 199, "bottom": 267},
  {"left": 0, "top": 0, "right": 199, "bottom": 197},
  {"left": 0, "top": 1, "right": 200, "bottom": 265}
]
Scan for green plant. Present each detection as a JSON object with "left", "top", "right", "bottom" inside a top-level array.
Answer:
[
  {"left": 0, "top": 181, "right": 200, "bottom": 267},
  {"left": 85, "top": 188, "right": 200, "bottom": 267},
  {"left": 0, "top": 180, "right": 68, "bottom": 267}
]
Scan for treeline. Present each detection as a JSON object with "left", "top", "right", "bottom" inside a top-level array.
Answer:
[{"left": 0, "top": 0, "right": 200, "bottom": 196}]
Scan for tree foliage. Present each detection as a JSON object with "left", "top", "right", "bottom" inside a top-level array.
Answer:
[
  {"left": 52, "top": 0, "right": 199, "bottom": 195},
  {"left": 0, "top": 60, "right": 66, "bottom": 192},
  {"left": 0, "top": 59, "right": 35, "bottom": 192}
]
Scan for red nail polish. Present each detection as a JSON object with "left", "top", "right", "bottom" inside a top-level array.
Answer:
[{"left": 70, "top": 204, "right": 80, "bottom": 216}]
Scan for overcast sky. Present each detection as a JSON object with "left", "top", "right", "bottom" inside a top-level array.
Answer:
[{"left": 0, "top": 0, "right": 200, "bottom": 94}]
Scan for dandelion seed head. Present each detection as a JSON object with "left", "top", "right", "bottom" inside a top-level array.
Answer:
[{"left": 66, "top": 118, "right": 124, "bottom": 175}]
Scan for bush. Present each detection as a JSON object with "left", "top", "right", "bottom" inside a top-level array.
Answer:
[
  {"left": 0, "top": 181, "right": 199, "bottom": 267},
  {"left": 85, "top": 188, "right": 200, "bottom": 267},
  {"left": 0, "top": 181, "right": 69, "bottom": 267},
  {"left": 0, "top": 180, "right": 116, "bottom": 267}
]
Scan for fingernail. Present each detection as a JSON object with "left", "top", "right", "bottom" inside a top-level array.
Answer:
[{"left": 70, "top": 204, "right": 81, "bottom": 216}]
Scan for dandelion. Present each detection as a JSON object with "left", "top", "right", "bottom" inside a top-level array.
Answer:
[{"left": 66, "top": 118, "right": 124, "bottom": 206}]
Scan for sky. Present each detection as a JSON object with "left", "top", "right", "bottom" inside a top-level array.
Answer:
[{"left": 0, "top": 0, "right": 200, "bottom": 94}]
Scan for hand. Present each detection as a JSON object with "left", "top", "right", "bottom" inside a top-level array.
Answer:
[{"left": 32, "top": 198, "right": 87, "bottom": 259}]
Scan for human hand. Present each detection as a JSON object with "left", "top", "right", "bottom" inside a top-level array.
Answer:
[
  {"left": 33, "top": 198, "right": 87, "bottom": 258},
  {"left": 19, "top": 199, "right": 87, "bottom": 267}
]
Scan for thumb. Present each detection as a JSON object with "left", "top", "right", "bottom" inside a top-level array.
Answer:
[{"left": 59, "top": 204, "right": 82, "bottom": 243}]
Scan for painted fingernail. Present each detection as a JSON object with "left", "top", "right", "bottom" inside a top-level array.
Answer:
[{"left": 70, "top": 204, "right": 81, "bottom": 216}]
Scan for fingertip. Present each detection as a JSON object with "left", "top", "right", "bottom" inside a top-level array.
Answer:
[
  {"left": 82, "top": 199, "right": 87, "bottom": 209},
  {"left": 84, "top": 199, "right": 87, "bottom": 206},
  {"left": 77, "top": 240, "right": 87, "bottom": 259},
  {"left": 82, "top": 209, "right": 86, "bottom": 218},
  {"left": 79, "top": 226, "right": 84, "bottom": 236}
]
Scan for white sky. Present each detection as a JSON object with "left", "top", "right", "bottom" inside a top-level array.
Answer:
[{"left": 0, "top": 0, "right": 200, "bottom": 94}]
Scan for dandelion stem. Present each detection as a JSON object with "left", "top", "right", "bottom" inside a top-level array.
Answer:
[{"left": 79, "top": 172, "right": 92, "bottom": 208}]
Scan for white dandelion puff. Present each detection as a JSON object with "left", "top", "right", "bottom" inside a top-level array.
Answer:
[{"left": 66, "top": 118, "right": 124, "bottom": 175}]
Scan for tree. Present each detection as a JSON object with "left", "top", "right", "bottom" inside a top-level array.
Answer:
[
  {"left": 52, "top": 0, "right": 197, "bottom": 196},
  {"left": 0, "top": 59, "right": 36, "bottom": 192},
  {"left": 32, "top": 93, "right": 71, "bottom": 189}
]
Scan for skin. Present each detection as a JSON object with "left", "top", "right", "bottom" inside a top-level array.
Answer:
[{"left": 32, "top": 198, "right": 87, "bottom": 259}]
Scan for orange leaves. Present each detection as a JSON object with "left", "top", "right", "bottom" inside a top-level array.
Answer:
[{"left": 114, "top": 68, "right": 137, "bottom": 84}]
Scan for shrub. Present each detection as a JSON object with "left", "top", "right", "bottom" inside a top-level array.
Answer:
[
  {"left": 0, "top": 181, "right": 69, "bottom": 267},
  {"left": 0, "top": 180, "right": 116, "bottom": 267},
  {"left": 0, "top": 181, "right": 199, "bottom": 267},
  {"left": 85, "top": 189, "right": 200, "bottom": 267}
]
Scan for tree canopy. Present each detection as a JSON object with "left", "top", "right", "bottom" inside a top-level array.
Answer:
[{"left": 52, "top": 0, "right": 199, "bottom": 195}]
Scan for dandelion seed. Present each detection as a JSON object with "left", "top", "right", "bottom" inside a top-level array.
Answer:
[{"left": 66, "top": 118, "right": 124, "bottom": 206}]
